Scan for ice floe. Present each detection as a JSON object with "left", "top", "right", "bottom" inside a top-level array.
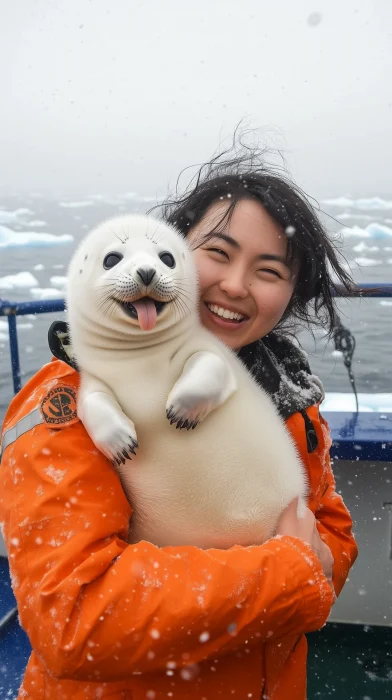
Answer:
[
  {"left": 352, "top": 242, "right": 379, "bottom": 253},
  {"left": 59, "top": 200, "right": 94, "bottom": 208},
  {"left": 30, "top": 287, "right": 64, "bottom": 300},
  {"left": 341, "top": 223, "right": 392, "bottom": 239},
  {"left": 50, "top": 276, "right": 67, "bottom": 290},
  {"left": 353, "top": 257, "right": 382, "bottom": 267},
  {"left": 0, "top": 208, "right": 34, "bottom": 224},
  {"left": 0, "top": 224, "right": 73, "bottom": 248},
  {"left": 0, "top": 271, "right": 39, "bottom": 290},
  {"left": 323, "top": 197, "right": 392, "bottom": 210},
  {"left": 337, "top": 213, "right": 373, "bottom": 221}
]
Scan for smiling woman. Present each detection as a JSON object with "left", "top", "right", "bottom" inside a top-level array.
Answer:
[{"left": 188, "top": 199, "right": 297, "bottom": 348}]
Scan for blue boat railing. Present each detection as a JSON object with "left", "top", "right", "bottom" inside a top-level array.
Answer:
[
  {"left": 0, "top": 298, "right": 65, "bottom": 394},
  {"left": 1, "top": 283, "right": 392, "bottom": 462}
]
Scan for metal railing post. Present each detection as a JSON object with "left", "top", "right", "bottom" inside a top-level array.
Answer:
[{"left": 7, "top": 313, "right": 22, "bottom": 394}]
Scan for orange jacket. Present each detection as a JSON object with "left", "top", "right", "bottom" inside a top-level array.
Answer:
[{"left": 0, "top": 359, "right": 357, "bottom": 700}]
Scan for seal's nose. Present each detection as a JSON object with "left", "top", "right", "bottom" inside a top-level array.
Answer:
[{"left": 136, "top": 266, "right": 156, "bottom": 286}]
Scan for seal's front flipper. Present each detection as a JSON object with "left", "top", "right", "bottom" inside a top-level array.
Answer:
[
  {"left": 166, "top": 351, "right": 237, "bottom": 429},
  {"left": 78, "top": 379, "right": 138, "bottom": 465}
]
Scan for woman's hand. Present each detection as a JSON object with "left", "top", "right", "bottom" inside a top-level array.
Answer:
[{"left": 276, "top": 498, "right": 334, "bottom": 585}]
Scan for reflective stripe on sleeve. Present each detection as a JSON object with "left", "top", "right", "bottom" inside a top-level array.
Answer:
[{"left": 0, "top": 408, "right": 44, "bottom": 460}]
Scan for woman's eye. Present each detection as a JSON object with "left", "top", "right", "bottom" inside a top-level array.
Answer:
[
  {"left": 103, "top": 252, "right": 123, "bottom": 269},
  {"left": 259, "top": 268, "right": 281, "bottom": 278},
  {"left": 207, "top": 247, "right": 229, "bottom": 258}
]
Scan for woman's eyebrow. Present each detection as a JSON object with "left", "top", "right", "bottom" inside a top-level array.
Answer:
[
  {"left": 204, "top": 232, "right": 289, "bottom": 266},
  {"left": 203, "top": 232, "right": 240, "bottom": 249}
]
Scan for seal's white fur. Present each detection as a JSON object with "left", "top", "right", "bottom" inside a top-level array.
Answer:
[{"left": 67, "top": 215, "right": 307, "bottom": 548}]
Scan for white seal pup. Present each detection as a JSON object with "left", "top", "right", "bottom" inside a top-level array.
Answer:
[{"left": 67, "top": 214, "right": 308, "bottom": 549}]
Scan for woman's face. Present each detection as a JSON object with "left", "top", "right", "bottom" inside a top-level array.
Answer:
[{"left": 187, "top": 198, "right": 297, "bottom": 350}]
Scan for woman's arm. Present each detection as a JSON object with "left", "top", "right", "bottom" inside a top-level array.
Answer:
[{"left": 0, "top": 408, "right": 332, "bottom": 683}]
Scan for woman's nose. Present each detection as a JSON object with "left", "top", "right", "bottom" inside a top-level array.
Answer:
[{"left": 219, "top": 269, "right": 248, "bottom": 299}]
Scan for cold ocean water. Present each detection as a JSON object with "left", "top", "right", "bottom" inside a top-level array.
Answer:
[{"left": 1, "top": 192, "right": 392, "bottom": 425}]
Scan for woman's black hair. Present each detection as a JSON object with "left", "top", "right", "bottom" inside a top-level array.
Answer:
[{"left": 149, "top": 131, "right": 355, "bottom": 337}]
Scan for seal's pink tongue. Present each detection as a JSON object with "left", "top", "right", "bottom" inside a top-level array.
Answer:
[{"left": 132, "top": 299, "right": 157, "bottom": 331}]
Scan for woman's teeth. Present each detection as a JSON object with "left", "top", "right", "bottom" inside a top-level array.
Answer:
[{"left": 206, "top": 303, "right": 245, "bottom": 321}]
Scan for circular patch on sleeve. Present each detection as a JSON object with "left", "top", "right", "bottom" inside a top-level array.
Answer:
[{"left": 41, "top": 386, "right": 79, "bottom": 426}]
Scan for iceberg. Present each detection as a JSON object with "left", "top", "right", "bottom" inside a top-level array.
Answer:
[
  {"left": 0, "top": 225, "right": 73, "bottom": 248},
  {"left": 30, "top": 287, "right": 64, "bottom": 300},
  {"left": 337, "top": 213, "right": 373, "bottom": 221},
  {"left": 59, "top": 200, "right": 93, "bottom": 208},
  {"left": 323, "top": 196, "right": 392, "bottom": 210},
  {"left": 366, "top": 223, "right": 392, "bottom": 239},
  {"left": 50, "top": 276, "right": 68, "bottom": 290},
  {"left": 352, "top": 242, "right": 379, "bottom": 252},
  {"left": 341, "top": 223, "right": 392, "bottom": 239},
  {"left": 323, "top": 197, "right": 354, "bottom": 208},
  {"left": 24, "top": 219, "right": 47, "bottom": 228},
  {"left": 119, "top": 192, "right": 164, "bottom": 202},
  {"left": 341, "top": 225, "right": 370, "bottom": 239},
  {"left": 0, "top": 208, "right": 34, "bottom": 224},
  {"left": 0, "top": 271, "right": 39, "bottom": 290},
  {"left": 353, "top": 257, "right": 382, "bottom": 267}
]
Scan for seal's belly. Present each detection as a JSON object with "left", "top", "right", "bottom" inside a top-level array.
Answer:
[{"left": 110, "top": 368, "right": 306, "bottom": 549}]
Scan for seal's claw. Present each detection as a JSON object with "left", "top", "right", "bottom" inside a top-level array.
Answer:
[
  {"left": 167, "top": 407, "right": 200, "bottom": 430},
  {"left": 89, "top": 412, "right": 138, "bottom": 466}
]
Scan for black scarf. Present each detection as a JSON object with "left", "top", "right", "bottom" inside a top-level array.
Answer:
[
  {"left": 48, "top": 322, "right": 324, "bottom": 423},
  {"left": 238, "top": 334, "right": 324, "bottom": 420}
]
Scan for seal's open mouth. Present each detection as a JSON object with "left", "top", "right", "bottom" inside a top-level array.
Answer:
[{"left": 118, "top": 297, "right": 167, "bottom": 331}]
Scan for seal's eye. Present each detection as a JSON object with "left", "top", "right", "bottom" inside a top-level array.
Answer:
[
  {"left": 103, "top": 252, "right": 123, "bottom": 269},
  {"left": 159, "top": 251, "right": 176, "bottom": 268}
]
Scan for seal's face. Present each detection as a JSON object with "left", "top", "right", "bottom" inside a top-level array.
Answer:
[{"left": 68, "top": 215, "right": 198, "bottom": 337}]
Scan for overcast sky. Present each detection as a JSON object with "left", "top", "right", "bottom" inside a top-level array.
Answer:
[{"left": 0, "top": 0, "right": 391, "bottom": 199}]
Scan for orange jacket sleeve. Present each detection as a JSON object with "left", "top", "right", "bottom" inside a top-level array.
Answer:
[
  {"left": 0, "top": 379, "right": 333, "bottom": 683},
  {"left": 286, "top": 406, "right": 358, "bottom": 598}
]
